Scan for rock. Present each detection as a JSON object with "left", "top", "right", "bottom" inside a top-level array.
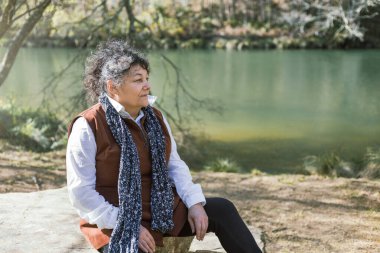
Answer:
[
  {"left": 0, "top": 187, "right": 96, "bottom": 253},
  {"left": 158, "top": 225, "right": 264, "bottom": 253},
  {"left": 0, "top": 187, "right": 264, "bottom": 252},
  {"left": 188, "top": 227, "right": 263, "bottom": 253}
]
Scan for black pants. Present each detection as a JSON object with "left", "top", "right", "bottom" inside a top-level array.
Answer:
[
  {"left": 178, "top": 197, "right": 262, "bottom": 253},
  {"left": 99, "top": 197, "right": 262, "bottom": 253}
]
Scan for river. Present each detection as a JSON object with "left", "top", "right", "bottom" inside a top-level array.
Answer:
[{"left": 1, "top": 48, "right": 380, "bottom": 172}]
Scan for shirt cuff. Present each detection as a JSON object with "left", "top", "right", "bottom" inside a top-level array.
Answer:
[
  {"left": 185, "top": 193, "right": 206, "bottom": 209},
  {"left": 182, "top": 184, "right": 207, "bottom": 208},
  {"left": 84, "top": 204, "right": 119, "bottom": 229}
]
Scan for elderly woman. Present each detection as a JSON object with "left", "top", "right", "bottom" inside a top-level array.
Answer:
[{"left": 66, "top": 40, "right": 262, "bottom": 253}]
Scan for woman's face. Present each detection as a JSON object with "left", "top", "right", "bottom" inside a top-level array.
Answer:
[{"left": 108, "top": 64, "right": 150, "bottom": 113}]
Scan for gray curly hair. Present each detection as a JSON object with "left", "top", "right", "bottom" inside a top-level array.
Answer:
[{"left": 83, "top": 40, "right": 150, "bottom": 102}]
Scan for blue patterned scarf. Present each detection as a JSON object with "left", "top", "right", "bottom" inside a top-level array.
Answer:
[{"left": 99, "top": 94, "right": 174, "bottom": 253}]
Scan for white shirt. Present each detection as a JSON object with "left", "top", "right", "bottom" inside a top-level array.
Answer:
[{"left": 66, "top": 96, "right": 206, "bottom": 229}]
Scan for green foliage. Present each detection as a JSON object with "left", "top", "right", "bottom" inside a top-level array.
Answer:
[
  {"left": 359, "top": 147, "right": 380, "bottom": 179},
  {"left": 319, "top": 153, "right": 342, "bottom": 176},
  {"left": 303, "top": 152, "right": 356, "bottom": 178},
  {"left": 303, "top": 148, "right": 380, "bottom": 179},
  {"left": 204, "top": 158, "right": 240, "bottom": 173},
  {"left": 250, "top": 168, "right": 265, "bottom": 176},
  {"left": 0, "top": 99, "right": 67, "bottom": 152}
]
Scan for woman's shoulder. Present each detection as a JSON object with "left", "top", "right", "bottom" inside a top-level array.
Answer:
[
  {"left": 68, "top": 103, "right": 103, "bottom": 136},
  {"left": 80, "top": 103, "right": 104, "bottom": 118}
]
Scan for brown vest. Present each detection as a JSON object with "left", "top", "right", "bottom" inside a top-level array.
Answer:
[{"left": 68, "top": 103, "right": 187, "bottom": 249}]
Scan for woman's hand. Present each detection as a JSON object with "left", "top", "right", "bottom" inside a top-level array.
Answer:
[
  {"left": 138, "top": 225, "right": 156, "bottom": 253},
  {"left": 188, "top": 203, "right": 208, "bottom": 241}
]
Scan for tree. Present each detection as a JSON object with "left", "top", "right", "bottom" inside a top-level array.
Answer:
[
  {"left": 0, "top": 0, "right": 52, "bottom": 87},
  {"left": 280, "top": 0, "right": 380, "bottom": 44}
]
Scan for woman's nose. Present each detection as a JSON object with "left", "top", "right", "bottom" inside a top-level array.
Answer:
[{"left": 143, "top": 81, "right": 151, "bottom": 89}]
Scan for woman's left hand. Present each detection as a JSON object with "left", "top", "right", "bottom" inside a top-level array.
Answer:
[{"left": 188, "top": 203, "right": 208, "bottom": 241}]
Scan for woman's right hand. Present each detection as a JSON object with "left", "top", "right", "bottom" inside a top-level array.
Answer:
[{"left": 138, "top": 225, "right": 156, "bottom": 253}]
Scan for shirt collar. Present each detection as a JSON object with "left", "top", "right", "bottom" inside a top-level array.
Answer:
[{"left": 106, "top": 95, "right": 145, "bottom": 122}]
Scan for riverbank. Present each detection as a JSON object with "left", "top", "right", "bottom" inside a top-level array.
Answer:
[{"left": 1, "top": 141, "right": 379, "bottom": 252}]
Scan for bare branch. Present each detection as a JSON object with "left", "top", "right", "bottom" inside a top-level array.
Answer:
[
  {"left": 159, "top": 54, "right": 183, "bottom": 122},
  {"left": 69, "top": 0, "right": 106, "bottom": 26},
  {"left": 155, "top": 101, "right": 187, "bottom": 134},
  {"left": 12, "top": 4, "right": 42, "bottom": 23},
  {"left": 82, "top": 5, "right": 124, "bottom": 43},
  {"left": 0, "top": 0, "right": 52, "bottom": 87},
  {"left": 0, "top": 0, "right": 17, "bottom": 39},
  {"left": 15, "top": 0, "right": 29, "bottom": 13},
  {"left": 156, "top": 53, "right": 223, "bottom": 138},
  {"left": 122, "top": 0, "right": 136, "bottom": 35},
  {"left": 160, "top": 54, "right": 223, "bottom": 112},
  {"left": 134, "top": 16, "right": 153, "bottom": 34},
  {"left": 39, "top": 53, "right": 83, "bottom": 95}
]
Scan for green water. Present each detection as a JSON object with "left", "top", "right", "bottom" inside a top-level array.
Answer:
[{"left": 1, "top": 48, "right": 380, "bottom": 172}]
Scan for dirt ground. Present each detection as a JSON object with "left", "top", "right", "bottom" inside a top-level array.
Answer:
[
  {"left": 192, "top": 172, "right": 380, "bottom": 253},
  {"left": 1, "top": 141, "right": 379, "bottom": 253}
]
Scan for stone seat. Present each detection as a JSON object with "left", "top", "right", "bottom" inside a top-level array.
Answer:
[{"left": 0, "top": 187, "right": 263, "bottom": 252}]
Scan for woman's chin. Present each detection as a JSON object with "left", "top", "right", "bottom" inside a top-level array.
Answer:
[{"left": 140, "top": 101, "right": 149, "bottom": 108}]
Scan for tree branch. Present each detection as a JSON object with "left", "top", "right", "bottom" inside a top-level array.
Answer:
[
  {"left": 0, "top": 0, "right": 17, "bottom": 39},
  {"left": 12, "top": 4, "right": 41, "bottom": 23},
  {"left": 122, "top": 0, "right": 136, "bottom": 36},
  {"left": 0, "top": 0, "right": 52, "bottom": 87}
]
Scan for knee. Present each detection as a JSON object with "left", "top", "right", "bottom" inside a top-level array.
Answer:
[
  {"left": 218, "top": 197, "right": 236, "bottom": 211},
  {"left": 207, "top": 197, "right": 237, "bottom": 216}
]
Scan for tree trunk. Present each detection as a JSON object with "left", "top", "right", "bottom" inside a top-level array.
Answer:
[
  {"left": 232, "top": 0, "right": 237, "bottom": 20},
  {"left": 0, "top": 0, "right": 51, "bottom": 87},
  {"left": 123, "top": 0, "right": 136, "bottom": 37},
  {"left": 219, "top": 0, "right": 226, "bottom": 22}
]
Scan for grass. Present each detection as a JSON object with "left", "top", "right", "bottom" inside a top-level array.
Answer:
[{"left": 303, "top": 148, "right": 380, "bottom": 179}]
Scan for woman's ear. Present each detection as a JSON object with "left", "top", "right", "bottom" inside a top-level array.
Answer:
[{"left": 106, "top": 80, "right": 117, "bottom": 96}]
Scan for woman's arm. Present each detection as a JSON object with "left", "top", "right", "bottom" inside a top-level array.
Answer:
[
  {"left": 162, "top": 116, "right": 208, "bottom": 240},
  {"left": 162, "top": 116, "right": 206, "bottom": 208},
  {"left": 66, "top": 117, "right": 119, "bottom": 229}
]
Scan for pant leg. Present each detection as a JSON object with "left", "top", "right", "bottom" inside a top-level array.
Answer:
[{"left": 178, "top": 197, "right": 262, "bottom": 253}]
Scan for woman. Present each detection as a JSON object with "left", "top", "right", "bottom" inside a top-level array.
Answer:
[{"left": 66, "top": 40, "right": 262, "bottom": 253}]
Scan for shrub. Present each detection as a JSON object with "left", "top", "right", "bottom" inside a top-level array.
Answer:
[
  {"left": 0, "top": 100, "right": 67, "bottom": 152},
  {"left": 303, "top": 153, "right": 356, "bottom": 178},
  {"left": 358, "top": 147, "right": 380, "bottom": 179},
  {"left": 204, "top": 158, "right": 240, "bottom": 173},
  {"left": 250, "top": 168, "right": 265, "bottom": 176}
]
